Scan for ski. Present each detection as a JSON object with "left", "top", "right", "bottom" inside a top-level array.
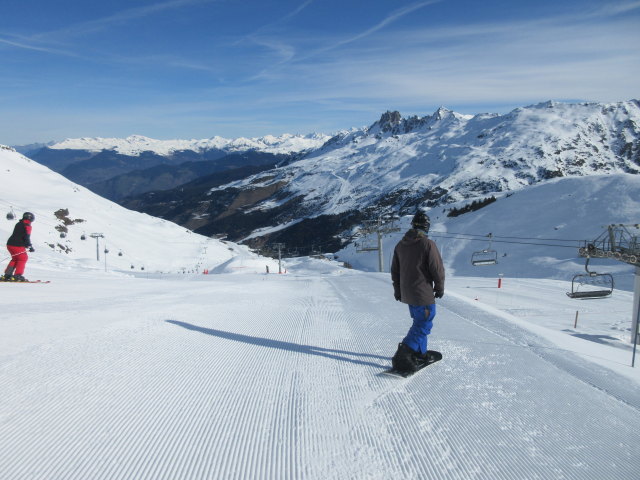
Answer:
[
  {"left": 0, "top": 279, "right": 50, "bottom": 283},
  {"left": 381, "top": 350, "right": 442, "bottom": 378}
]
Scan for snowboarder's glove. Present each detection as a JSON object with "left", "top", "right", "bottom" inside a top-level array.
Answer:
[
  {"left": 435, "top": 290, "right": 444, "bottom": 299},
  {"left": 28, "top": 246, "right": 35, "bottom": 252},
  {"left": 394, "top": 293, "right": 401, "bottom": 301}
]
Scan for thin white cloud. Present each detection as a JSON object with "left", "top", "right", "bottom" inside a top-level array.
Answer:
[
  {"left": 247, "top": 0, "right": 314, "bottom": 34},
  {"left": 0, "top": 0, "right": 215, "bottom": 56},
  {"left": 236, "top": 0, "right": 314, "bottom": 62},
  {"left": 592, "top": 0, "right": 640, "bottom": 15},
  {"left": 0, "top": 36, "right": 78, "bottom": 57},
  {"left": 246, "top": 0, "right": 442, "bottom": 80},
  {"left": 328, "top": 0, "right": 442, "bottom": 50},
  {"left": 242, "top": 11, "right": 640, "bottom": 111},
  {"left": 45, "top": 0, "right": 213, "bottom": 38},
  {"left": 289, "top": 0, "right": 442, "bottom": 63},
  {"left": 280, "top": 0, "right": 315, "bottom": 23}
]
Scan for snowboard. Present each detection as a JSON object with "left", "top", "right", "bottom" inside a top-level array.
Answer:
[{"left": 381, "top": 350, "right": 442, "bottom": 378}]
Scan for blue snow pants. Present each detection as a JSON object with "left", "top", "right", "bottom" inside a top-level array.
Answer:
[{"left": 402, "top": 304, "right": 436, "bottom": 354}]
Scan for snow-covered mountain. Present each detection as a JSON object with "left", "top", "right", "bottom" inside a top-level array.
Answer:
[
  {"left": 25, "top": 132, "right": 332, "bottom": 200},
  {"left": 129, "top": 100, "right": 639, "bottom": 254},
  {"left": 11, "top": 141, "right": 55, "bottom": 156},
  {"left": 219, "top": 100, "right": 640, "bottom": 214},
  {"left": 0, "top": 145, "right": 278, "bottom": 275},
  {"left": 4, "top": 99, "right": 639, "bottom": 287},
  {"left": 47, "top": 133, "right": 331, "bottom": 156}
]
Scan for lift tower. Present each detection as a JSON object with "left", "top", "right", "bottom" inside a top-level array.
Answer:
[
  {"left": 574, "top": 225, "right": 640, "bottom": 348},
  {"left": 356, "top": 214, "right": 401, "bottom": 273}
]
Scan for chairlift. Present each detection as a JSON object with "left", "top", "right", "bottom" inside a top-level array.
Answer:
[
  {"left": 356, "top": 236, "right": 378, "bottom": 253},
  {"left": 118, "top": 251, "right": 123, "bottom": 257},
  {"left": 566, "top": 255, "right": 614, "bottom": 299},
  {"left": 358, "top": 242, "right": 378, "bottom": 252},
  {"left": 6, "top": 207, "right": 15, "bottom": 221},
  {"left": 471, "top": 233, "right": 498, "bottom": 266}
]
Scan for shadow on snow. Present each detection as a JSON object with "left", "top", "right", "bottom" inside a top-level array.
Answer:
[{"left": 166, "top": 319, "right": 388, "bottom": 369}]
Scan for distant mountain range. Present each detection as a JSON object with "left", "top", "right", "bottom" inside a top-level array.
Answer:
[
  {"left": 12, "top": 141, "right": 55, "bottom": 155},
  {"left": 3, "top": 137, "right": 639, "bottom": 288},
  {"left": 15, "top": 100, "right": 640, "bottom": 254},
  {"left": 20, "top": 133, "right": 329, "bottom": 200},
  {"left": 120, "top": 100, "right": 640, "bottom": 252}
]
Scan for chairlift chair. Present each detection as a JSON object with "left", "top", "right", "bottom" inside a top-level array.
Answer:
[
  {"left": 6, "top": 207, "right": 15, "bottom": 221},
  {"left": 357, "top": 241, "right": 378, "bottom": 252},
  {"left": 471, "top": 250, "right": 498, "bottom": 266},
  {"left": 566, "top": 256, "right": 614, "bottom": 299},
  {"left": 471, "top": 234, "right": 498, "bottom": 266}
]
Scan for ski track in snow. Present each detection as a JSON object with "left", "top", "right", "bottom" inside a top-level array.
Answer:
[{"left": 1, "top": 274, "right": 639, "bottom": 479}]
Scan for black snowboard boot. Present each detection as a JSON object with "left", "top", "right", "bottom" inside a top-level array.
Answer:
[
  {"left": 414, "top": 350, "right": 436, "bottom": 367},
  {"left": 392, "top": 343, "right": 419, "bottom": 373}
]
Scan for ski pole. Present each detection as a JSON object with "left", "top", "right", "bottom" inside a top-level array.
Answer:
[{"left": 1, "top": 249, "right": 29, "bottom": 263}]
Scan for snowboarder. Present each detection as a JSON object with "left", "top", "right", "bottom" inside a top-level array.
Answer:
[
  {"left": 390, "top": 211, "right": 445, "bottom": 373},
  {"left": 2, "top": 212, "right": 35, "bottom": 282}
]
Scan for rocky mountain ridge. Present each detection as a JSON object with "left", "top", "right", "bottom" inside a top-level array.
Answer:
[{"left": 125, "top": 100, "right": 639, "bottom": 252}]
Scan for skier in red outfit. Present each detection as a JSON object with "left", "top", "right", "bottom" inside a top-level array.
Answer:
[{"left": 2, "top": 212, "right": 35, "bottom": 282}]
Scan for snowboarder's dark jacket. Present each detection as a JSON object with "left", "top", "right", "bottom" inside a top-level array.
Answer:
[
  {"left": 391, "top": 229, "right": 445, "bottom": 306},
  {"left": 7, "top": 219, "right": 32, "bottom": 248}
]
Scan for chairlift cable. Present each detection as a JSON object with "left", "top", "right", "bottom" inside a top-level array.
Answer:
[
  {"left": 428, "top": 233, "right": 579, "bottom": 249},
  {"left": 430, "top": 230, "right": 585, "bottom": 243}
]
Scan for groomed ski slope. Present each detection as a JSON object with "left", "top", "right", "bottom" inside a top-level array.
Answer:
[{"left": 1, "top": 265, "right": 639, "bottom": 480}]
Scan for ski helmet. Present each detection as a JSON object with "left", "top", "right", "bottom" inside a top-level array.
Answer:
[
  {"left": 22, "top": 212, "right": 35, "bottom": 222},
  {"left": 411, "top": 211, "right": 430, "bottom": 232}
]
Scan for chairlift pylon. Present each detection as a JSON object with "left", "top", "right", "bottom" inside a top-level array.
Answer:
[
  {"left": 471, "top": 233, "right": 498, "bottom": 266},
  {"left": 566, "top": 253, "right": 614, "bottom": 299}
]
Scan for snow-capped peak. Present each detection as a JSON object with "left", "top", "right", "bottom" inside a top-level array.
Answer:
[
  {"left": 49, "top": 132, "right": 331, "bottom": 156},
  {"left": 216, "top": 99, "right": 640, "bottom": 223}
]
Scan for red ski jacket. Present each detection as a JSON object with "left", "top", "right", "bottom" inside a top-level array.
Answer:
[{"left": 7, "top": 219, "right": 32, "bottom": 248}]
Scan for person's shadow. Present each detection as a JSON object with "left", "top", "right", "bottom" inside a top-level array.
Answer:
[{"left": 166, "top": 320, "right": 388, "bottom": 369}]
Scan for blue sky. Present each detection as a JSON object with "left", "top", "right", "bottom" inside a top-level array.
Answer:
[{"left": 2, "top": 0, "right": 639, "bottom": 144}]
